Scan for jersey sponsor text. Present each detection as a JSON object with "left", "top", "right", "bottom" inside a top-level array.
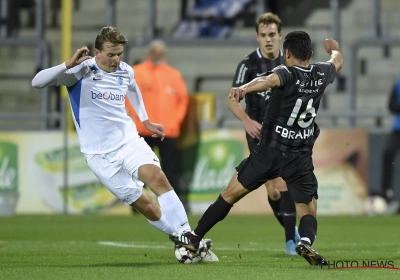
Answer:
[
  {"left": 275, "top": 125, "right": 314, "bottom": 140},
  {"left": 296, "top": 79, "right": 323, "bottom": 87},
  {"left": 91, "top": 91, "right": 124, "bottom": 101}
]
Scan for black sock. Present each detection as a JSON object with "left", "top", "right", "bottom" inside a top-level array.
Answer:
[
  {"left": 298, "top": 214, "right": 317, "bottom": 245},
  {"left": 268, "top": 196, "right": 284, "bottom": 227},
  {"left": 280, "top": 191, "right": 296, "bottom": 242},
  {"left": 194, "top": 195, "right": 233, "bottom": 238}
]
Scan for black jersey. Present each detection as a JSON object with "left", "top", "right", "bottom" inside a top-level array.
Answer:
[
  {"left": 259, "top": 62, "right": 336, "bottom": 152},
  {"left": 232, "top": 48, "right": 284, "bottom": 123}
]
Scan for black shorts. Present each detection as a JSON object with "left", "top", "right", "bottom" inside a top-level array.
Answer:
[
  {"left": 236, "top": 145, "right": 318, "bottom": 203},
  {"left": 246, "top": 134, "right": 258, "bottom": 153}
]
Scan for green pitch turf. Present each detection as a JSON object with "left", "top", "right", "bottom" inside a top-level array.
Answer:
[{"left": 1, "top": 214, "right": 399, "bottom": 279}]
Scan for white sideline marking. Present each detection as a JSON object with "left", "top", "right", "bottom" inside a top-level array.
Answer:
[
  {"left": 99, "top": 241, "right": 169, "bottom": 249},
  {"left": 98, "top": 241, "right": 281, "bottom": 252}
]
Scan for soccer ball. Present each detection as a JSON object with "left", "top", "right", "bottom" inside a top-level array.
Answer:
[
  {"left": 174, "top": 245, "right": 196, "bottom": 264},
  {"left": 174, "top": 245, "right": 201, "bottom": 264},
  {"left": 174, "top": 240, "right": 208, "bottom": 264},
  {"left": 364, "top": 196, "right": 387, "bottom": 215}
]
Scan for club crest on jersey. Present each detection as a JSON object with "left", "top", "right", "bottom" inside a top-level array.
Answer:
[{"left": 117, "top": 76, "right": 123, "bottom": 86}]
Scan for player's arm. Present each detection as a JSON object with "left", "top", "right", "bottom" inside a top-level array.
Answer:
[
  {"left": 228, "top": 59, "right": 250, "bottom": 118},
  {"left": 127, "top": 79, "right": 165, "bottom": 140},
  {"left": 228, "top": 58, "right": 262, "bottom": 138},
  {"left": 227, "top": 90, "right": 261, "bottom": 139},
  {"left": 227, "top": 92, "right": 248, "bottom": 121},
  {"left": 126, "top": 80, "right": 148, "bottom": 123},
  {"left": 229, "top": 73, "right": 281, "bottom": 103},
  {"left": 324, "top": 38, "right": 343, "bottom": 72},
  {"left": 32, "top": 46, "right": 92, "bottom": 88}
]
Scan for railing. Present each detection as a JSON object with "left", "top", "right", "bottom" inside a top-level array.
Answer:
[
  {"left": 0, "top": 0, "right": 392, "bottom": 131},
  {"left": 0, "top": 0, "right": 62, "bottom": 130},
  {"left": 346, "top": 38, "right": 400, "bottom": 127},
  {"left": 0, "top": 38, "right": 55, "bottom": 130}
]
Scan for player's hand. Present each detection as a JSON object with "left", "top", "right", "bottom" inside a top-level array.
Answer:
[
  {"left": 143, "top": 120, "right": 165, "bottom": 141},
  {"left": 243, "top": 117, "right": 262, "bottom": 139},
  {"left": 324, "top": 38, "right": 340, "bottom": 54},
  {"left": 66, "top": 46, "right": 92, "bottom": 69},
  {"left": 229, "top": 86, "right": 246, "bottom": 104}
]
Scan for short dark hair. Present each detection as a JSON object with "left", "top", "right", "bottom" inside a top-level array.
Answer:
[
  {"left": 283, "top": 31, "right": 312, "bottom": 61},
  {"left": 255, "top": 13, "right": 282, "bottom": 34},
  {"left": 95, "top": 26, "right": 128, "bottom": 51}
]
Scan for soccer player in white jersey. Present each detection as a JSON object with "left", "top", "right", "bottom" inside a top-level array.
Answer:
[{"left": 31, "top": 26, "right": 217, "bottom": 262}]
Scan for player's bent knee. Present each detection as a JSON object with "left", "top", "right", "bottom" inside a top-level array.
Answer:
[
  {"left": 265, "top": 177, "right": 287, "bottom": 194},
  {"left": 265, "top": 183, "right": 281, "bottom": 200},
  {"left": 275, "top": 177, "right": 288, "bottom": 192},
  {"left": 140, "top": 168, "right": 172, "bottom": 195},
  {"left": 149, "top": 172, "right": 172, "bottom": 193}
]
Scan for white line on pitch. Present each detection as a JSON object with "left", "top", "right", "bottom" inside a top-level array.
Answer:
[
  {"left": 98, "top": 241, "right": 168, "bottom": 249},
  {"left": 98, "top": 241, "right": 282, "bottom": 252}
]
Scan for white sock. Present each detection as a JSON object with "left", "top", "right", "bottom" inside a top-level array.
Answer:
[
  {"left": 147, "top": 213, "right": 175, "bottom": 235},
  {"left": 158, "top": 190, "right": 191, "bottom": 234},
  {"left": 300, "top": 237, "right": 311, "bottom": 245}
]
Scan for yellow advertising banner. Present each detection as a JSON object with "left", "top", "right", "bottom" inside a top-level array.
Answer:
[
  {"left": 0, "top": 129, "right": 368, "bottom": 215},
  {"left": 0, "top": 132, "right": 129, "bottom": 215},
  {"left": 180, "top": 129, "right": 368, "bottom": 215}
]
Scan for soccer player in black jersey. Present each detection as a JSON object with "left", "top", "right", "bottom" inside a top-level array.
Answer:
[
  {"left": 170, "top": 31, "right": 343, "bottom": 266},
  {"left": 228, "top": 12, "right": 299, "bottom": 255}
]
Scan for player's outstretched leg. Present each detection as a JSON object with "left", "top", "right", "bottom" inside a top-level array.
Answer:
[
  {"left": 131, "top": 188, "right": 176, "bottom": 234},
  {"left": 138, "top": 164, "right": 192, "bottom": 234}
]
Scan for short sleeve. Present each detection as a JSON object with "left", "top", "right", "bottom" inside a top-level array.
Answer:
[
  {"left": 272, "top": 65, "right": 292, "bottom": 87},
  {"left": 315, "top": 62, "right": 336, "bottom": 84}
]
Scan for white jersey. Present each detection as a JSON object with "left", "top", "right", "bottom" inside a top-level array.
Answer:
[{"left": 32, "top": 58, "right": 148, "bottom": 154}]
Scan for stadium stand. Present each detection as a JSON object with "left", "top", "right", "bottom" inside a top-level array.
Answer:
[{"left": 0, "top": 0, "right": 398, "bottom": 130}]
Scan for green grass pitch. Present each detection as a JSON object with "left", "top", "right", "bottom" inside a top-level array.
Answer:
[{"left": 1, "top": 214, "right": 399, "bottom": 279}]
